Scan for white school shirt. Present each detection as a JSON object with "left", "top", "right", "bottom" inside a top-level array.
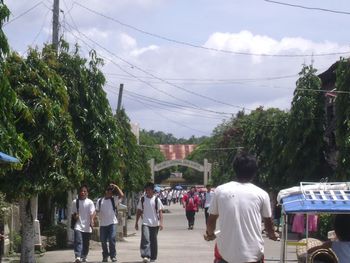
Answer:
[
  {"left": 72, "top": 198, "right": 95, "bottom": 233},
  {"left": 208, "top": 181, "right": 271, "bottom": 263},
  {"left": 204, "top": 190, "right": 214, "bottom": 208},
  {"left": 96, "top": 196, "right": 119, "bottom": 226},
  {"left": 137, "top": 195, "right": 164, "bottom": 227}
]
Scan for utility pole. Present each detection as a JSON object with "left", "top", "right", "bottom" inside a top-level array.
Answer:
[
  {"left": 117, "top": 83, "right": 124, "bottom": 113},
  {"left": 52, "top": 0, "right": 60, "bottom": 51}
]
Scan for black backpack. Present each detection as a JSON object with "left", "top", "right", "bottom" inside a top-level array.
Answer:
[
  {"left": 70, "top": 199, "right": 79, "bottom": 230},
  {"left": 141, "top": 196, "right": 160, "bottom": 219},
  {"left": 98, "top": 197, "right": 117, "bottom": 214}
]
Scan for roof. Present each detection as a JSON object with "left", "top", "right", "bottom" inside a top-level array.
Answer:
[
  {"left": 281, "top": 183, "right": 350, "bottom": 214},
  {"left": 158, "top": 144, "right": 197, "bottom": 160},
  {"left": 282, "top": 191, "right": 350, "bottom": 214}
]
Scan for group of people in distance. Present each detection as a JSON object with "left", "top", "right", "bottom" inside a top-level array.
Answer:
[{"left": 70, "top": 151, "right": 350, "bottom": 263}]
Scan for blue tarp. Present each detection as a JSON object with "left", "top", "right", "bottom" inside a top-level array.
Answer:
[
  {"left": 282, "top": 191, "right": 350, "bottom": 214},
  {"left": 0, "top": 151, "right": 19, "bottom": 163}
]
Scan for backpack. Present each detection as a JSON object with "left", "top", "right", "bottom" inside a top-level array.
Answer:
[
  {"left": 97, "top": 197, "right": 117, "bottom": 214},
  {"left": 70, "top": 199, "right": 79, "bottom": 230},
  {"left": 186, "top": 195, "right": 195, "bottom": 210},
  {"left": 141, "top": 195, "right": 160, "bottom": 219}
]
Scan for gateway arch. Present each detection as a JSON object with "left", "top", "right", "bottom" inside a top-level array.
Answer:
[{"left": 148, "top": 158, "right": 212, "bottom": 185}]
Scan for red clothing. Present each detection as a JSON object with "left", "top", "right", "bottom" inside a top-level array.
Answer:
[{"left": 183, "top": 193, "right": 200, "bottom": 211}]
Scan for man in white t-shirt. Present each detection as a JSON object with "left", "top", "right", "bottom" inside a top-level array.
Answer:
[
  {"left": 96, "top": 183, "right": 124, "bottom": 262},
  {"left": 135, "top": 182, "right": 164, "bottom": 263},
  {"left": 71, "top": 185, "right": 96, "bottom": 263},
  {"left": 204, "top": 152, "right": 278, "bottom": 263},
  {"left": 204, "top": 184, "right": 214, "bottom": 224}
]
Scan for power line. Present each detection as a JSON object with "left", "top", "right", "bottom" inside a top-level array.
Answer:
[
  {"left": 119, "top": 88, "right": 226, "bottom": 120},
  {"left": 106, "top": 83, "right": 227, "bottom": 120},
  {"left": 123, "top": 93, "right": 224, "bottom": 121},
  {"left": 74, "top": 1, "right": 350, "bottom": 58},
  {"left": 104, "top": 72, "right": 299, "bottom": 84},
  {"left": 4, "top": 1, "right": 45, "bottom": 27},
  {"left": 28, "top": 8, "right": 51, "bottom": 48},
  {"left": 127, "top": 90, "right": 210, "bottom": 135},
  {"left": 62, "top": 20, "right": 251, "bottom": 112},
  {"left": 62, "top": 21, "right": 244, "bottom": 115},
  {"left": 264, "top": 0, "right": 350, "bottom": 15}
]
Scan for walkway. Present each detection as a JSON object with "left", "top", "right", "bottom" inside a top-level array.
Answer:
[{"left": 4, "top": 203, "right": 297, "bottom": 262}]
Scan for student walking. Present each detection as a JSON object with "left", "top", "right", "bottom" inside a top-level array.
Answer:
[
  {"left": 204, "top": 184, "right": 214, "bottom": 224},
  {"left": 71, "top": 185, "right": 96, "bottom": 263},
  {"left": 135, "top": 182, "right": 164, "bottom": 263},
  {"left": 204, "top": 152, "right": 278, "bottom": 263},
  {"left": 183, "top": 186, "right": 200, "bottom": 230},
  {"left": 96, "top": 183, "right": 124, "bottom": 262}
]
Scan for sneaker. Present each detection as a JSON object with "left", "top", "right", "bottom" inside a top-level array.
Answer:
[
  {"left": 102, "top": 258, "right": 108, "bottom": 262},
  {"left": 74, "top": 257, "right": 81, "bottom": 263},
  {"left": 81, "top": 258, "right": 87, "bottom": 262},
  {"left": 150, "top": 260, "right": 156, "bottom": 262},
  {"left": 142, "top": 257, "right": 150, "bottom": 263},
  {"left": 111, "top": 257, "right": 117, "bottom": 262}
]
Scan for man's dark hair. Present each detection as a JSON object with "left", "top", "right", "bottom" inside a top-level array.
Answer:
[
  {"left": 233, "top": 152, "right": 258, "bottom": 182},
  {"left": 79, "top": 184, "right": 89, "bottom": 192},
  {"left": 144, "top": 182, "right": 155, "bottom": 190},
  {"left": 334, "top": 214, "right": 350, "bottom": 241}
]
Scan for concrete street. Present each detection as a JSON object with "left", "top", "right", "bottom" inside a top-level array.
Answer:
[{"left": 3, "top": 203, "right": 297, "bottom": 263}]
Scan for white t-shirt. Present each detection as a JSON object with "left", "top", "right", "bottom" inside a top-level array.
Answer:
[
  {"left": 137, "top": 195, "right": 164, "bottom": 227},
  {"left": 205, "top": 190, "right": 214, "bottom": 208},
  {"left": 96, "top": 196, "right": 119, "bottom": 226},
  {"left": 208, "top": 181, "right": 271, "bottom": 263},
  {"left": 72, "top": 198, "right": 95, "bottom": 233}
]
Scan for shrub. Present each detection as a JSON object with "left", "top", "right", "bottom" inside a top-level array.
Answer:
[{"left": 318, "top": 213, "right": 333, "bottom": 240}]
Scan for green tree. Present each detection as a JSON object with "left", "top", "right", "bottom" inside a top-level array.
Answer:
[
  {"left": 139, "top": 130, "right": 165, "bottom": 164},
  {"left": 188, "top": 113, "right": 245, "bottom": 186},
  {"left": 139, "top": 130, "right": 168, "bottom": 184},
  {"left": 335, "top": 58, "right": 350, "bottom": 180},
  {"left": 2, "top": 48, "right": 82, "bottom": 262},
  {"left": 52, "top": 43, "right": 122, "bottom": 195},
  {"left": 283, "top": 64, "right": 330, "bottom": 184},
  {"left": 0, "top": 0, "right": 31, "bottom": 172},
  {"left": 116, "top": 110, "right": 151, "bottom": 192},
  {"left": 240, "top": 107, "right": 289, "bottom": 190}
]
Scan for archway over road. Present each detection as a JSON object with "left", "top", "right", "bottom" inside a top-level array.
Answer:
[{"left": 148, "top": 158, "right": 211, "bottom": 185}]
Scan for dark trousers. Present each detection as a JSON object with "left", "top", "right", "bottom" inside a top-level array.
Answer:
[
  {"left": 140, "top": 225, "right": 159, "bottom": 261},
  {"left": 186, "top": 210, "right": 196, "bottom": 227},
  {"left": 204, "top": 207, "right": 209, "bottom": 224}
]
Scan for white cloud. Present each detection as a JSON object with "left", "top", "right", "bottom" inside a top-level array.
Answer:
[
  {"left": 5, "top": 0, "right": 349, "bottom": 138},
  {"left": 204, "top": 31, "right": 348, "bottom": 64},
  {"left": 119, "top": 33, "right": 137, "bottom": 50},
  {"left": 130, "top": 45, "right": 159, "bottom": 56}
]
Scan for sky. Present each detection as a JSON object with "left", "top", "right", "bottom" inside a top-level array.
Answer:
[{"left": 3, "top": 0, "right": 350, "bottom": 139}]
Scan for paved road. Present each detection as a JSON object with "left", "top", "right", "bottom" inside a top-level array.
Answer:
[{"left": 4, "top": 203, "right": 297, "bottom": 263}]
